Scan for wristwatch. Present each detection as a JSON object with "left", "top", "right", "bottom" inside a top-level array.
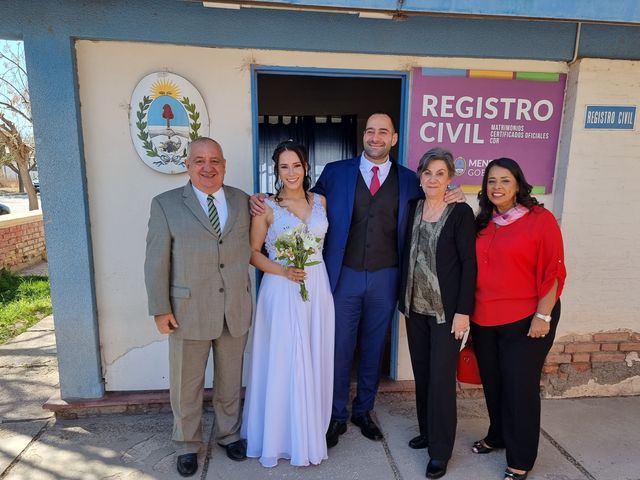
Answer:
[{"left": 534, "top": 312, "right": 552, "bottom": 323}]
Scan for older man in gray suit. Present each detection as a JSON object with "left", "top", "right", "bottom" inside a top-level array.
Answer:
[{"left": 144, "top": 137, "right": 252, "bottom": 477}]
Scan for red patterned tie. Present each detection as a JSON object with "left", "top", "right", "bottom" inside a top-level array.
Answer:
[{"left": 370, "top": 166, "right": 380, "bottom": 196}]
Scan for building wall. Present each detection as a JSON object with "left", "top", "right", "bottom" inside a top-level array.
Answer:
[
  {"left": 540, "top": 59, "right": 640, "bottom": 397},
  {"left": 0, "top": 211, "right": 46, "bottom": 271},
  {"left": 560, "top": 59, "right": 640, "bottom": 335},
  {"left": 4, "top": 0, "right": 640, "bottom": 398},
  {"left": 76, "top": 40, "right": 567, "bottom": 389}
]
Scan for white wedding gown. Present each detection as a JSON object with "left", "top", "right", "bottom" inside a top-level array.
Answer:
[{"left": 242, "top": 194, "right": 335, "bottom": 467}]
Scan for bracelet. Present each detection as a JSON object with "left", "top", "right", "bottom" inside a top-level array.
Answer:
[{"left": 534, "top": 312, "right": 552, "bottom": 323}]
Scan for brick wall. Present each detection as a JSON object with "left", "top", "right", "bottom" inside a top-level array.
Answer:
[
  {"left": 456, "top": 330, "right": 640, "bottom": 398},
  {"left": 0, "top": 211, "right": 46, "bottom": 271},
  {"left": 543, "top": 331, "right": 640, "bottom": 397}
]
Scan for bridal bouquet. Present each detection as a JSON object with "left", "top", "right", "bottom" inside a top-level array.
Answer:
[{"left": 275, "top": 224, "right": 322, "bottom": 301}]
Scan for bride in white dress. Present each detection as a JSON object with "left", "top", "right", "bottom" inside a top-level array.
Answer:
[{"left": 241, "top": 140, "right": 335, "bottom": 468}]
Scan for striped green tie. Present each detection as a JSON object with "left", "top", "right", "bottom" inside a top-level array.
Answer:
[{"left": 207, "top": 194, "right": 221, "bottom": 236}]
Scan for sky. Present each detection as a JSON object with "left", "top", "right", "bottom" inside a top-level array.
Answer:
[{"left": 0, "top": 39, "right": 31, "bottom": 135}]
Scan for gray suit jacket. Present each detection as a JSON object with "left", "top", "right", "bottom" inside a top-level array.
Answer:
[{"left": 144, "top": 182, "right": 252, "bottom": 340}]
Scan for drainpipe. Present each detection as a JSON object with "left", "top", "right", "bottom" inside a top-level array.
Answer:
[{"left": 568, "top": 22, "right": 582, "bottom": 65}]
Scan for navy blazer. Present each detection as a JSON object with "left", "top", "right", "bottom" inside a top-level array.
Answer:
[{"left": 312, "top": 157, "right": 423, "bottom": 292}]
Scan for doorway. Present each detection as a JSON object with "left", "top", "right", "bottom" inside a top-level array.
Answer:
[
  {"left": 253, "top": 67, "right": 405, "bottom": 379},
  {"left": 254, "top": 71, "right": 403, "bottom": 193}
]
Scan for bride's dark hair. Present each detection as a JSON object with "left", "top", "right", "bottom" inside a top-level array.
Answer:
[
  {"left": 272, "top": 140, "right": 312, "bottom": 204},
  {"left": 475, "top": 157, "right": 541, "bottom": 233}
]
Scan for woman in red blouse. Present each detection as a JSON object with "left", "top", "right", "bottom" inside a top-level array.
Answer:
[{"left": 470, "top": 158, "right": 566, "bottom": 480}]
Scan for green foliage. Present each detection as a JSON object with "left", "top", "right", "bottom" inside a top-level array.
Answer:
[
  {"left": 136, "top": 96, "right": 159, "bottom": 157},
  {"left": 0, "top": 268, "right": 52, "bottom": 345},
  {"left": 180, "top": 97, "right": 202, "bottom": 141}
]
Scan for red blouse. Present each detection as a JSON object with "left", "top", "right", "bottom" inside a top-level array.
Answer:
[{"left": 472, "top": 206, "right": 566, "bottom": 327}]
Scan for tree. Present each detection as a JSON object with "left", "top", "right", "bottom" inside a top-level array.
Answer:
[{"left": 0, "top": 41, "right": 38, "bottom": 211}]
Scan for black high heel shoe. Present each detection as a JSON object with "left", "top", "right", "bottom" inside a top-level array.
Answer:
[
  {"left": 504, "top": 468, "right": 528, "bottom": 480},
  {"left": 472, "top": 439, "right": 496, "bottom": 454}
]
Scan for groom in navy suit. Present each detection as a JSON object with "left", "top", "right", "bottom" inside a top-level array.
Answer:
[{"left": 312, "top": 113, "right": 424, "bottom": 447}]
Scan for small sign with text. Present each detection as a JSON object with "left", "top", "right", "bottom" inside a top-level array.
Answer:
[{"left": 584, "top": 105, "right": 636, "bottom": 130}]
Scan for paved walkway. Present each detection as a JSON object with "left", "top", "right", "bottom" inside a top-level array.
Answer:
[
  {"left": 1, "top": 317, "right": 639, "bottom": 479},
  {"left": 15, "top": 260, "right": 49, "bottom": 277}
]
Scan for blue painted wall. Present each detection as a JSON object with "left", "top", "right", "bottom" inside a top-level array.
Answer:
[
  {"left": 401, "top": 0, "right": 640, "bottom": 24},
  {"left": 2, "top": 1, "right": 640, "bottom": 61},
  {"left": 1, "top": 0, "right": 639, "bottom": 399},
  {"left": 23, "top": 33, "right": 103, "bottom": 400},
  {"left": 258, "top": 0, "right": 640, "bottom": 24}
]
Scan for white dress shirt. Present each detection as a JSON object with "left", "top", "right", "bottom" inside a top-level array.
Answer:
[
  {"left": 359, "top": 154, "right": 392, "bottom": 191},
  {"left": 192, "top": 184, "right": 228, "bottom": 232}
]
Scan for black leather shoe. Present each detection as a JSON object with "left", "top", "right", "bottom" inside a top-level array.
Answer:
[
  {"left": 409, "top": 434, "right": 429, "bottom": 449},
  {"left": 218, "top": 439, "right": 247, "bottom": 461},
  {"left": 426, "top": 459, "right": 448, "bottom": 479},
  {"left": 176, "top": 453, "right": 198, "bottom": 477},
  {"left": 351, "top": 412, "right": 383, "bottom": 441},
  {"left": 326, "top": 419, "right": 347, "bottom": 448}
]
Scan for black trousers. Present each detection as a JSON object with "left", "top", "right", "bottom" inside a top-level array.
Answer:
[
  {"left": 406, "top": 311, "right": 462, "bottom": 461},
  {"left": 471, "top": 300, "right": 561, "bottom": 471}
]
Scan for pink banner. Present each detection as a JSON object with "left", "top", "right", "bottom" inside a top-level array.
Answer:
[{"left": 408, "top": 68, "right": 567, "bottom": 193}]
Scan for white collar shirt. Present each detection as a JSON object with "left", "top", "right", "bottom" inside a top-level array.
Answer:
[
  {"left": 192, "top": 184, "right": 228, "bottom": 232},
  {"left": 359, "top": 153, "right": 392, "bottom": 190}
]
